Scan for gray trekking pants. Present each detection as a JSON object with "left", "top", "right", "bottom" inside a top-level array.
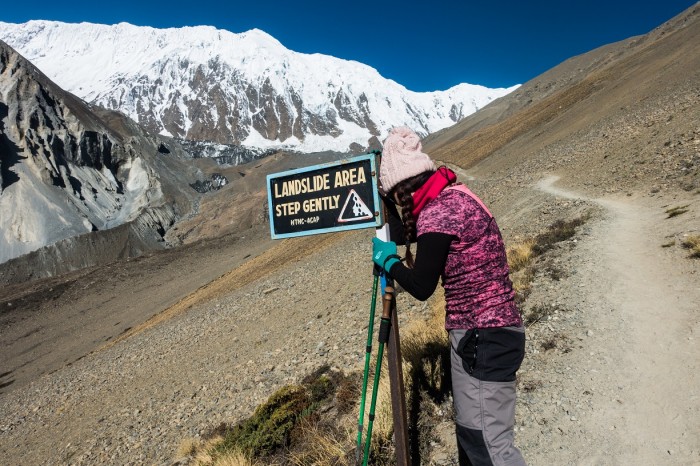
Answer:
[{"left": 450, "top": 327, "right": 527, "bottom": 466}]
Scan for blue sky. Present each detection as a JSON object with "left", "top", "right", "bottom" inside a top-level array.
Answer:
[{"left": 2, "top": 0, "right": 697, "bottom": 91}]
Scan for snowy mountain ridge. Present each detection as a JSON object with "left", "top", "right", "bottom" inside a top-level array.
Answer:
[{"left": 0, "top": 20, "right": 518, "bottom": 153}]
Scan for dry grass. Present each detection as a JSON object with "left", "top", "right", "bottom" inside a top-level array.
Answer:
[
  {"left": 211, "top": 454, "right": 258, "bottom": 466},
  {"left": 401, "top": 290, "right": 449, "bottom": 392},
  {"left": 287, "top": 419, "right": 353, "bottom": 466},
  {"left": 507, "top": 239, "right": 536, "bottom": 272},
  {"left": 176, "top": 367, "right": 358, "bottom": 465},
  {"left": 511, "top": 266, "right": 535, "bottom": 304},
  {"left": 507, "top": 240, "right": 537, "bottom": 304},
  {"left": 176, "top": 438, "right": 200, "bottom": 458},
  {"left": 665, "top": 205, "right": 690, "bottom": 218},
  {"left": 401, "top": 294, "right": 451, "bottom": 462},
  {"left": 175, "top": 436, "right": 256, "bottom": 466},
  {"left": 358, "top": 293, "right": 450, "bottom": 464},
  {"left": 506, "top": 215, "right": 590, "bottom": 306},
  {"left": 681, "top": 235, "right": 700, "bottom": 258},
  {"left": 358, "top": 367, "right": 396, "bottom": 464}
]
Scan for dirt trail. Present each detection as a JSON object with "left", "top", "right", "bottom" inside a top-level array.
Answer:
[{"left": 536, "top": 176, "right": 700, "bottom": 464}]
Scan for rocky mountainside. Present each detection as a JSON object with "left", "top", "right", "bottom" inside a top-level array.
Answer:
[
  {"left": 0, "top": 39, "right": 202, "bottom": 273},
  {"left": 0, "top": 21, "right": 517, "bottom": 154}
]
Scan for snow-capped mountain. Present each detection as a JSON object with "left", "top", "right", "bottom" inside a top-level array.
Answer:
[
  {"left": 0, "top": 20, "right": 518, "bottom": 153},
  {"left": 0, "top": 38, "right": 197, "bottom": 266}
]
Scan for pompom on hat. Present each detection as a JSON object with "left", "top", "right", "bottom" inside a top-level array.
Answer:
[{"left": 379, "top": 127, "right": 436, "bottom": 192}]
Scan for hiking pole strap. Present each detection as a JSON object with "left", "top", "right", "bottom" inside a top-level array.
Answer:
[{"left": 378, "top": 317, "right": 391, "bottom": 344}]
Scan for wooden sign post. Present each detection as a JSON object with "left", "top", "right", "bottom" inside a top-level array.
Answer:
[
  {"left": 267, "top": 153, "right": 410, "bottom": 464},
  {"left": 376, "top": 222, "right": 410, "bottom": 466}
]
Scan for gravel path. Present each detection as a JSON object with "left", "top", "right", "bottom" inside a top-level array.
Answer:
[{"left": 513, "top": 177, "right": 700, "bottom": 464}]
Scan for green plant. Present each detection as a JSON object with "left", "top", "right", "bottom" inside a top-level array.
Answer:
[
  {"left": 216, "top": 385, "right": 310, "bottom": 458},
  {"left": 198, "top": 366, "right": 350, "bottom": 463}
]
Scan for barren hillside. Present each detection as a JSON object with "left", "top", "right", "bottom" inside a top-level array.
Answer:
[{"left": 425, "top": 3, "right": 700, "bottom": 198}]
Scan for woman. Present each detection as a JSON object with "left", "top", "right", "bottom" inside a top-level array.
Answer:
[{"left": 372, "top": 127, "right": 526, "bottom": 466}]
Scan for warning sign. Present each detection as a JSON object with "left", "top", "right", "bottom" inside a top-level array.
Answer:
[
  {"left": 267, "top": 153, "right": 382, "bottom": 239},
  {"left": 338, "top": 189, "right": 374, "bottom": 223}
]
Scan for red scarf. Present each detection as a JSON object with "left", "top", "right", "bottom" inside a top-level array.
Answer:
[{"left": 412, "top": 167, "right": 457, "bottom": 217}]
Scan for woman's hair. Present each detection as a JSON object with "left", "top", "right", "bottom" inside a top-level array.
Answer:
[{"left": 391, "top": 170, "right": 434, "bottom": 267}]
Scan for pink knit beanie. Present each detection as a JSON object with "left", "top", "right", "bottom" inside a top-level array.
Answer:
[{"left": 380, "top": 127, "right": 436, "bottom": 192}]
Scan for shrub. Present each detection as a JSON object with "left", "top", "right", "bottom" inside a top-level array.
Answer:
[
  {"left": 523, "top": 303, "right": 564, "bottom": 327},
  {"left": 507, "top": 240, "right": 535, "bottom": 272},
  {"left": 179, "top": 366, "right": 354, "bottom": 465},
  {"left": 532, "top": 216, "right": 588, "bottom": 255},
  {"left": 507, "top": 214, "right": 589, "bottom": 309},
  {"left": 215, "top": 384, "right": 310, "bottom": 458},
  {"left": 681, "top": 235, "right": 700, "bottom": 258}
]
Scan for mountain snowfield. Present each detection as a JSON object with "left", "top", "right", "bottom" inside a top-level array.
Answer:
[{"left": 0, "top": 20, "right": 518, "bottom": 153}]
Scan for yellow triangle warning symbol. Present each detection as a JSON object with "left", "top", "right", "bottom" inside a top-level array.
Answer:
[{"left": 338, "top": 189, "right": 374, "bottom": 223}]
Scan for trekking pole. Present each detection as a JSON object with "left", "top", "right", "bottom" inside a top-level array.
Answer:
[
  {"left": 361, "top": 274, "right": 395, "bottom": 466},
  {"left": 359, "top": 150, "right": 410, "bottom": 465},
  {"left": 356, "top": 267, "right": 380, "bottom": 465}
]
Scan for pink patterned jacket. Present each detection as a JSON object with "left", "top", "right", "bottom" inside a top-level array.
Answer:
[{"left": 417, "top": 184, "right": 522, "bottom": 330}]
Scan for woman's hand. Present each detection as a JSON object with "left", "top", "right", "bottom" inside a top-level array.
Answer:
[{"left": 372, "top": 237, "right": 401, "bottom": 273}]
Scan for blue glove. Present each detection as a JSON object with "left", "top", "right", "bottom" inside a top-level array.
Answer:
[{"left": 372, "top": 237, "right": 401, "bottom": 273}]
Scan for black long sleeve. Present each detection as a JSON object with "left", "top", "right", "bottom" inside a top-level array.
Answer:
[
  {"left": 388, "top": 232, "right": 455, "bottom": 301},
  {"left": 382, "top": 197, "right": 407, "bottom": 244}
]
